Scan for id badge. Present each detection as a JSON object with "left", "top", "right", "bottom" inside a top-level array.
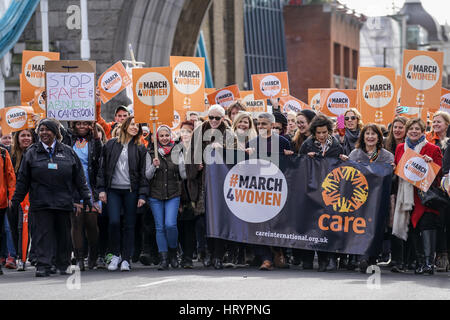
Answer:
[{"left": 48, "top": 163, "right": 58, "bottom": 170}]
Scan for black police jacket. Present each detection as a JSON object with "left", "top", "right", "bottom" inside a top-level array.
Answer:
[
  {"left": 12, "top": 140, "right": 91, "bottom": 212},
  {"left": 97, "top": 138, "right": 148, "bottom": 199}
]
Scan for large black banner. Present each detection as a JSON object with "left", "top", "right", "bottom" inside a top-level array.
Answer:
[{"left": 205, "top": 153, "right": 392, "bottom": 256}]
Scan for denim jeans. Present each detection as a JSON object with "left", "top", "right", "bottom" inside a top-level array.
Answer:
[
  {"left": 149, "top": 197, "right": 180, "bottom": 253},
  {"left": 107, "top": 189, "right": 138, "bottom": 262}
]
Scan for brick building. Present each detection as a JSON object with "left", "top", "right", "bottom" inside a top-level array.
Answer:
[{"left": 283, "top": 2, "right": 364, "bottom": 101}]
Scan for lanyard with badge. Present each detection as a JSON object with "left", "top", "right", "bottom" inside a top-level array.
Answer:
[{"left": 48, "top": 146, "right": 58, "bottom": 170}]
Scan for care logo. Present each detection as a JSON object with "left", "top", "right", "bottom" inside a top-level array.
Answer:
[
  {"left": 327, "top": 92, "right": 350, "bottom": 115},
  {"left": 440, "top": 92, "right": 450, "bottom": 113},
  {"left": 224, "top": 159, "right": 288, "bottom": 223},
  {"left": 215, "top": 89, "right": 235, "bottom": 107},
  {"left": 173, "top": 61, "right": 202, "bottom": 95},
  {"left": 363, "top": 75, "right": 394, "bottom": 108},
  {"left": 136, "top": 72, "right": 170, "bottom": 106},
  {"left": 404, "top": 157, "right": 428, "bottom": 182},
  {"left": 282, "top": 99, "right": 302, "bottom": 113},
  {"left": 260, "top": 75, "right": 281, "bottom": 97},
  {"left": 321, "top": 166, "right": 369, "bottom": 213},
  {"left": 310, "top": 92, "right": 320, "bottom": 110},
  {"left": 100, "top": 71, "right": 122, "bottom": 94},
  {"left": 25, "top": 56, "right": 50, "bottom": 87},
  {"left": 6, "top": 108, "right": 27, "bottom": 129},
  {"left": 405, "top": 55, "right": 440, "bottom": 90},
  {"left": 36, "top": 89, "right": 46, "bottom": 111}
]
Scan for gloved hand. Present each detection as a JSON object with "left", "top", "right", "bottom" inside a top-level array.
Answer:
[{"left": 83, "top": 199, "right": 93, "bottom": 213}]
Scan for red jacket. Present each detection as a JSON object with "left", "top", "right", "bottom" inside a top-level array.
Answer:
[
  {"left": 0, "top": 148, "right": 16, "bottom": 209},
  {"left": 395, "top": 141, "right": 443, "bottom": 228}
]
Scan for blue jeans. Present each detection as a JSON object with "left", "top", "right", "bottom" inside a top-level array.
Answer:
[
  {"left": 149, "top": 197, "right": 180, "bottom": 253},
  {"left": 107, "top": 189, "right": 138, "bottom": 262},
  {"left": 1, "top": 215, "right": 16, "bottom": 258}
]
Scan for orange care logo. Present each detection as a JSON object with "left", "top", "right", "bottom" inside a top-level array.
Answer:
[
  {"left": 319, "top": 166, "right": 369, "bottom": 234},
  {"left": 405, "top": 55, "right": 440, "bottom": 90},
  {"left": 363, "top": 75, "right": 394, "bottom": 108},
  {"left": 310, "top": 92, "right": 321, "bottom": 111},
  {"left": 136, "top": 72, "right": 170, "bottom": 106},
  {"left": 321, "top": 166, "right": 369, "bottom": 213},
  {"left": 327, "top": 92, "right": 350, "bottom": 115},
  {"left": 24, "top": 56, "right": 50, "bottom": 87},
  {"left": 260, "top": 75, "right": 281, "bottom": 98}
]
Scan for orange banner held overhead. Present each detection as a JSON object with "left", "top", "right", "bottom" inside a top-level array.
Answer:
[
  {"left": 319, "top": 89, "right": 357, "bottom": 117},
  {"left": 21, "top": 50, "right": 60, "bottom": 104},
  {"left": 357, "top": 67, "right": 396, "bottom": 126},
  {"left": 440, "top": 88, "right": 450, "bottom": 114},
  {"left": 133, "top": 67, "right": 174, "bottom": 130},
  {"left": 98, "top": 61, "right": 131, "bottom": 104},
  {"left": 279, "top": 95, "right": 310, "bottom": 114},
  {"left": 0, "top": 106, "right": 35, "bottom": 135},
  {"left": 240, "top": 90, "right": 266, "bottom": 114},
  {"left": 207, "top": 85, "right": 240, "bottom": 108},
  {"left": 395, "top": 148, "right": 441, "bottom": 192},
  {"left": 400, "top": 50, "right": 443, "bottom": 110},
  {"left": 252, "top": 72, "right": 289, "bottom": 100}
]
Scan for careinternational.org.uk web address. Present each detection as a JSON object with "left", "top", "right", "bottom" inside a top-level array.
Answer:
[{"left": 255, "top": 231, "right": 328, "bottom": 244}]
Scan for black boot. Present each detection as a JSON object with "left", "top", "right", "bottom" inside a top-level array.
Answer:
[
  {"left": 203, "top": 250, "right": 212, "bottom": 267},
  {"left": 347, "top": 254, "right": 357, "bottom": 271},
  {"left": 318, "top": 253, "right": 328, "bottom": 272},
  {"left": 422, "top": 229, "right": 436, "bottom": 275},
  {"left": 168, "top": 248, "right": 179, "bottom": 269},
  {"left": 326, "top": 255, "right": 337, "bottom": 271},
  {"left": 158, "top": 252, "right": 169, "bottom": 270},
  {"left": 76, "top": 259, "right": 85, "bottom": 272},
  {"left": 412, "top": 231, "right": 425, "bottom": 275}
]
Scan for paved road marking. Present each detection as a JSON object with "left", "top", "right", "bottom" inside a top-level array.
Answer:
[{"left": 136, "top": 278, "right": 177, "bottom": 288}]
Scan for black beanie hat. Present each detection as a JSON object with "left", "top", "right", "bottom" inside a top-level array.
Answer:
[
  {"left": 273, "top": 111, "right": 287, "bottom": 127},
  {"left": 299, "top": 109, "right": 316, "bottom": 123},
  {"left": 38, "top": 119, "right": 61, "bottom": 140}
]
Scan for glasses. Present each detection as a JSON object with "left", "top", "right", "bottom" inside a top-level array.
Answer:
[
  {"left": 208, "top": 116, "right": 222, "bottom": 121},
  {"left": 257, "top": 122, "right": 270, "bottom": 126},
  {"left": 345, "top": 116, "right": 357, "bottom": 121},
  {"left": 272, "top": 126, "right": 282, "bottom": 131}
]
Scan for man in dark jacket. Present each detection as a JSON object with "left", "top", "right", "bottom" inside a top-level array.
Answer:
[{"left": 11, "top": 119, "right": 92, "bottom": 277}]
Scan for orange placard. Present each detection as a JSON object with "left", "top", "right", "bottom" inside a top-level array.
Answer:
[
  {"left": 319, "top": 89, "right": 357, "bottom": 117},
  {"left": 133, "top": 67, "right": 174, "bottom": 129},
  {"left": 98, "top": 61, "right": 131, "bottom": 104},
  {"left": 357, "top": 67, "right": 396, "bottom": 126},
  {"left": 32, "top": 88, "right": 46, "bottom": 119},
  {"left": 207, "top": 84, "right": 240, "bottom": 108},
  {"left": 440, "top": 88, "right": 450, "bottom": 114},
  {"left": 0, "top": 106, "right": 35, "bottom": 135},
  {"left": 252, "top": 71, "right": 289, "bottom": 100},
  {"left": 395, "top": 148, "right": 441, "bottom": 192},
  {"left": 204, "top": 88, "right": 216, "bottom": 109},
  {"left": 400, "top": 50, "right": 443, "bottom": 110},
  {"left": 170, "top": 56, "right": 205, "bottom": 112},
  {"left": 279, "top": 95, "right": 310, "bottom": 114},
  {"left": 308, "top": 88, "right": 323, "bottom": 112},
  {"left": 21, "top": 50, "right": 60, "bottom": 104},
  {"left": 240, "top": 90, "right": 266, "bottom": 114}
]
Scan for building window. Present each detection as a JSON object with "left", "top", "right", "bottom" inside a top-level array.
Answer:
[
  {"left": 352, "top": 49, "right": 358, "bottom": 79},
  {"left": 334, "top": 42, "right": 341, "bottom": 76},
  {"left": 244, "top": 0, "right": 288, "bottom": 89},
  {"left": 344, "top": 46, "right": 350, "bottom": 78}
]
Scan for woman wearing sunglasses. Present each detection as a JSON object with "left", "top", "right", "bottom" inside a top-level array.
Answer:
[
  {"left": 186, "top": 105, "right": 236, "bottom": 269},
  {"left": 338, "top": 108, "right": 363, "bottom": 156}
]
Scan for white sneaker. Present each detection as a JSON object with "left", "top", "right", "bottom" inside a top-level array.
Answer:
[
  {"left": 120, "top": 260, "right": 130, "bottom": 272},
  {"left": 108, "top": 255, "right": 122, "bottom": 271}
]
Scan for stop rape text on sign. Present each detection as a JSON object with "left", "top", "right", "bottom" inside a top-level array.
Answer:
[{"left": 46, "top": 72, "right": 95, "bottom": 121}]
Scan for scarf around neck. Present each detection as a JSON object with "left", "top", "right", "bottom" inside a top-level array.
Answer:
[
  {"left": 406, "top": 135, "right": 425, "bottom": 150},
  {"left": 158, "top": 140, "right": 175, "bottom": 157}
]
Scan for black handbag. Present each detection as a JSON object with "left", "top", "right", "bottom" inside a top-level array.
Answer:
[{"left": 417, "top": 186, "right": 450, "bottom": 210}]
